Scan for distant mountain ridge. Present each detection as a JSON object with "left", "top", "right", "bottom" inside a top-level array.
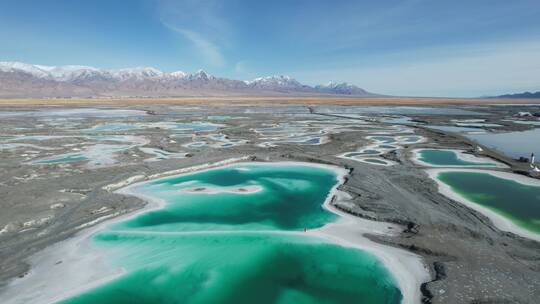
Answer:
[
  {"left": 0, "top": 61, "right": 375, "bottom": 98},
  {"left": 491, "top": 91, "right": 540, "bottom": 99}
]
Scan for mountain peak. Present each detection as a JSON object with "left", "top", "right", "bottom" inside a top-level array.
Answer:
[
  {"left": 0, "top": 61, "right": 374, "bottom": 98},
  {"left": 315, "top": 81, "right": 369, "bottom": 95},
  {"left": 491, "top": 91, "right": 540, "bottom": 99},
  {"left": 185, "top": 69, "right": 213, "bottom": 81},
  {"left": 0, "top": 61, "right": 56, "bottom": 79},
  {"left": 111, "top": 67, "right": 163, "bottom": 80},
  {"left": 246, "top": 75, "right": 303, "bottom": 89},
  {"left": 170, "top": 70, "right": 187, "bottom": 78}
]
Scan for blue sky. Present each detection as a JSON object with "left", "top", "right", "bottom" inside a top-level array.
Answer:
[{"left": 0, "top": 0, "right": 539, "bottom": 97}]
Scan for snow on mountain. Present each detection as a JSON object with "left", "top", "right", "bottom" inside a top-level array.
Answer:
[
  {"left": 0, "top": 62, "right": 166, "bottom": 82},
  {"left": 0, "top": 62, "right": 221, "bottom": 82},
  {"left": 0, "top": 61, "right": 53, "bottom": 79},
  {"left": 169, "top": 70, "right": 187, "bottom": 78},
  {"left": 315, "top": 81, "right": 370, "bottom": 95},
  {"left": 0, "top": 61, "right": 374, "bottom": 97},
  {"left": 52, "top": 66, "right": 110, "bottom": 82},
  {"left": 246, "top": 75, "right": 304, "bottom": 89},
  {"left": 35, "top": 64, "right": 101, "bottom": 81},
  {"left": 109, "top": 67, "right": 163, "bottom": 81},
  {"left": 0, "top": 62, "right": 110, "bottom": 81},
  {"left": 245, "top": 76, "right": 369, "bottom": 95},
  {"left": 185, "top": 70, "right": 213, "bottom": 81}
]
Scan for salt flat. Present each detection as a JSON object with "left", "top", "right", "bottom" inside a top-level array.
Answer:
[{"left": 0, "top": 102, "right": 539, "bottom": 303}]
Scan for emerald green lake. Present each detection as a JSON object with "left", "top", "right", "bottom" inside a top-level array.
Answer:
[
  {"left": 61, "top": 163, "right": 402, "bottom": 304},
  {"left": 437, "top": 171, "right": 540, "bottom": 235},
  {"left": 417, "top": 149, "right": 495, "bottom": 167}
]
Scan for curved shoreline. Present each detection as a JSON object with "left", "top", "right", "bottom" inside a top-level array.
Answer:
[
  {"left": 337, "top": 154, "right": 396, "bottom": 166},
  {"left": 119, "top": 161, "right": 429, "bottom": 303},
  {"left": 426, "top": 168, "right": 540, "bottom": 242},
  {"left": 1, "top": 160, "right": 429, "bottom": 304},
  {"left": 314, "top": 190, "right": 429, "bottom": 304},
  {"left": 411, "top": 148, "right": 507, "bottom": 168}
]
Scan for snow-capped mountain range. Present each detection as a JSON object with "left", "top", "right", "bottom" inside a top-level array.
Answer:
[{"left": 0, "top": 61, "right": 374, "bottom": 98}]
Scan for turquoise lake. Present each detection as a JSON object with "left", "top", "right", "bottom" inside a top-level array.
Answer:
[
  {"left": 417, "top": 149, "right": 497, "bottom": 167},
  {"left": 437, "top": 171, "right": 540, "bottom": 235},
  {"left": 61, "top": 163, "right": 402, "bottom": 304}
]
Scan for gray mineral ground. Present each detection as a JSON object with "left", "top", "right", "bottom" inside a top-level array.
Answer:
[{"left": 0, "top": 102, "right": 539, "bottom": 304}]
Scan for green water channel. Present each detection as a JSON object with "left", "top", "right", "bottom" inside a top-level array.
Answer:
[
  {"left": 418, "top": 149, "right": 496, "bottom": 167},
  {"left": 32, "top": 153, "right": 88, "bottom": 164},
  {"left": 437, "top": 171, "right": 540, "bottom": 235},
  {"left": 62, "top": 163, "right": 402, "bottom": 304}
]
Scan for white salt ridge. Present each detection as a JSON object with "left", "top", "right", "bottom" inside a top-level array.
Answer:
[
  {"left": 91, "top": 207, "right": 110, "bottom": 215},
  {"left": 102, "top": 175, "right": 146, "bottom": 192},
  {"left": 147, "top": 156, "right": 252, "bottom": 180},
  {"left": 355, "top": 158, "right": 396, "bottom": 166},
  {"left": 0, "top": 143, "right": 59, "bottom": 151},
  {"left": 30, "top": 135, "right": 150, "bottom": 168},
  {"left": 102, "top": 157, "right": 251, "bottom": 192},
  {"left": 138, "top": 147, "right": 187, "bottom": 162},
  {"left": 75, "top": 212, "right": 121, "bottom": 230},
  {"left": 50, "top": 203, "right": 65, "bottom": 210},
  {"left": 338, "top": 134, "right": 425, "bottom": 166},
  {"left": 0, "top": 108, "right": 147, "bottom": 118},
  {"left": 0, "top": 224, "right": 13, "bottom": 235}
]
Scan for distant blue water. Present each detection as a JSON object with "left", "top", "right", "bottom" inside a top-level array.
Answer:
[
  {"left": 314, "top": 106, "right": 486, "bottom": 115},
  {"left": 426, "top": 125, "right": 487, "bottom": 134},
  {"left": 466, "top": 129, "right": 540, "bottom": 160}
]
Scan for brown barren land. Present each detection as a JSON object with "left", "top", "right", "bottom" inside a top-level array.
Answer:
[{"left": 0, "top": 96, "right": 538, "bottom": 107}]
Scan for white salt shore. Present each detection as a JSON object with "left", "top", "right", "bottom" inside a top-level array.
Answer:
[
  {"left": 1, "top": 160, "right": 429, "bottom": 304},
  {"left": 101, "top": 156, "right": 252, "bottom": 192},
  {"left": 337, "top": 153, "right": 396, "bottom": 166},
  {"left": 427, "top": 168, "right": 540, "bottom": 242},
  {"left": 411, "top": 148, "right": 507, "bottom": 168}
]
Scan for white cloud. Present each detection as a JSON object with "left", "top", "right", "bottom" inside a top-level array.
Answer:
[
  {"left": 155, "top": 0, "right": 228, "bottom": 67},
  {"left": 167, "top": 26, "right": 225, "bottom": 67}
]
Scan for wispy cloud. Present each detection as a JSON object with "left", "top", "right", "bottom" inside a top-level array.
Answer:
[
  {"left": 155, "top": 0, "right": 229, "bottom": 67},
  {"left": 163, "top": 24, "right": 225, "bottom": 67}
]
